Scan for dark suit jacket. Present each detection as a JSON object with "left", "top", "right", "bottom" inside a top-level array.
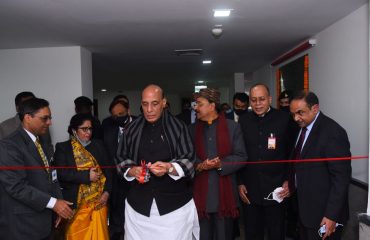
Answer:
[
  {"left": 225, "top": 110, "right": 236, "bottom": 121},
  {"left": 294, "top": 112, "right": 351, "bottom": 228},
  {"left": 225, "top": 110, "right": 248, "bottom": 122},
  {"left": 102, "top": 123, "right": 131, "bottom": 233},
  {"left": 102, "top": 123, "right": 131, "bottom": 203},
  {"left": 176, "top": 109, "right": 192, "bottom": 125},
  {"left": 53, "top": 139, "right": 112, "bottom": 209},
  {"left": 0, "top": 127, "right": 62, "bottom": 240},
  {"left": 103, "top": 124, "right": 120, "bottom": 164}
]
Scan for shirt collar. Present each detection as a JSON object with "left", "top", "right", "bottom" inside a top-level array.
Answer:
[
  {"left": 306, "top": 111, "right": 320, "bottom": 132},
  {"left": 253, "top": 107, "right": 271, "bottom": 118},
  {"left": 24, "top": 128, "right": 37, "bottom": 143},
  {"left": 234, "top": 112, "right": 239, "bottom": 122}
]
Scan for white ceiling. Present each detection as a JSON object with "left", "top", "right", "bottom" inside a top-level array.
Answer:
[{"left": 0, "top": 0, "right": 367, "bottom": 96}]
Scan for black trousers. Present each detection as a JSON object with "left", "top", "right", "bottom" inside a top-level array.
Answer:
[
  {"left": 286, "top": 192, "right": 299, "bottom": 239},
  {"left": 199, "top": 213, "right": 234, "bottom": 240},
  {"left": 109, "top": 174, "right": 129, "bottom": 240},
  {"left": 242, "top": 203, "right": 286, "bottom": 240}
]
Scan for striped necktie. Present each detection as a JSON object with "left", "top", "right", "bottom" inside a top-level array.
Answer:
[
  {"left": 35, "top": 138, "right": 50, "bottom": 173},
  {"left": 289, "top": 127, "right": 307, "bottom": 191},
  {"left": 294, "top": 127, "right": 307, "bottom": 160}
]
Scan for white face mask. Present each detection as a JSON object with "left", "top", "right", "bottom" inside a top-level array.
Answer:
[
  {"left": 264, "top": 187, "right": 284, "bottom": 203},
  {"left": 191, "top": 101, "right": 196, "bottom": 110},
  {"left": 72, "top": 130, "right": 91, "bottom": 147}
]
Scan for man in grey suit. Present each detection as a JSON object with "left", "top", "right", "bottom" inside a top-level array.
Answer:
[
  {"left": 0, "top": 98, "right": 74, "bottom": 240},
  {"left": 0, "top": 91, "right": 53, "bottom": 156}
]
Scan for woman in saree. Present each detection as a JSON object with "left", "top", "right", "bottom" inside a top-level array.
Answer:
[{"left": 54, "top": 113, "right": 112, "bottom": 239}]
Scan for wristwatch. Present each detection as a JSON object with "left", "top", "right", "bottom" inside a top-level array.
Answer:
[{"left": 168, "top": 164, "right": 174, "bottom": 174}]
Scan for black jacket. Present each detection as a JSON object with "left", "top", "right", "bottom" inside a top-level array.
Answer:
[
  {"left": 0, "top": 128, "right": 62, "bottom": 240},
  {"left": 53, "top": 139, "right": 112, "bottom": 209},
  {"left": 117, "top": 110, "right": 195, "bottom": 216},
  {"left": 238, "top": 108, "right": 293, "bottom": 205}
]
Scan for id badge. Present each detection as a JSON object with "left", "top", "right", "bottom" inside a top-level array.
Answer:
[
  {"left": 51, "top": 169, "right": 58, "bottom": 183},
  {"left": 268, "top": 133, "right": 276, "bottom": 149}
]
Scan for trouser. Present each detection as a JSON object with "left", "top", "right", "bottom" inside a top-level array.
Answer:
[
  {"left": 199, "top": 213, "right": 234, "bottom": 240},
  {"left": 109, "top": 174, "right": 129, "bottom": 240},
  {"left": 286, "top": 192, "right": 299, "bottom": 239},
  {"left": 242, "top": 203, "right": 286, "bottom": 240}
]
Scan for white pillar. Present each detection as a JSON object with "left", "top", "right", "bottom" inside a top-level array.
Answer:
[
  {"left": 234, "top": 72, "right": 245, "bottom": 93},
  {"left": 367, "top": 2, "right": 370, "bottom": 216},
  {"left": 0, "top": 46, "right": 93, "bottom": 144},
  {"left": 218, "top": 87, "right": 230, "bottom": 105}
]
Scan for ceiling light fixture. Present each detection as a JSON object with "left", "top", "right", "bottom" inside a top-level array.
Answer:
[
  {"left": 213, "top": 9, "right": 232, "bottom": 17},
  {"left": 202, "top": 60, "right": 212, "bottom": 64},
  {"left": 195, "top": 85, "right": 207, "bottom": 92},
  {"left": 211, "top": 25, "right": 223, "bottom": 39},
  {"left": 174, "top": 49, "right": 203, "bottom": 56},
  {"left": 101, "top": 89, "right": 107, "bottom": 92}
]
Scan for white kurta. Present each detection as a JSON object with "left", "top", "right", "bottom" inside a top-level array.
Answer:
[{"left": 125, "top": 199, "right": 200, "bottom": 240}]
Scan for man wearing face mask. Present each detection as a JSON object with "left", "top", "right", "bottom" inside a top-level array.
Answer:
[
  {"left": 279, "top": 90, "right": 293, "bottom": 112},
  {"left": 103, "top": 99, "right": 134, "bottom": 240},
  {"left": 226, "top": 92, "right": 249, "bottom": 123},
  {"left": 237, "top": 84, "right": 293, "bottom": 240},
  {"left": 101, "top": 95, "right": 135, "bottom": 131},
  {"left": 176, "top": 94, "right": 198, "bottom": 125}
]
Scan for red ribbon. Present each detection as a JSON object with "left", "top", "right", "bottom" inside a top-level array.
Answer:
[
  {"left": 0, "top": 156, "right": 367, "bottom": 170},
  {"left": 138, "top": 160, "right": 147, "bottom": 184}
]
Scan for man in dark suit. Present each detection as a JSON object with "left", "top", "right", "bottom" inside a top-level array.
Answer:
[
  {"left": 289, "top": 91, "right": 351, "bottom": 240},
  {"left": 0, "top": 98, "right": 74, "bottom": 240},
  {"left": 103, "top": 99, "right": 134, "bottom": 240},
  {"left": 176, "top": 96, "right": 197, "bottom": 126},
  {"left": 225, "top": 92, "right": 249, "bottom": 123},
  {"left": 101, "top": 94, "right": 134, "bottom": 131}
]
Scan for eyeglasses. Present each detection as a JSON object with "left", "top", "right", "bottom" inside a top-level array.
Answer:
[
  {"left": 35, "top": 115, "right": 52, "bottom": 122},
  {"left": 78, "top": 127, "right": 93, "bottom": 133}
]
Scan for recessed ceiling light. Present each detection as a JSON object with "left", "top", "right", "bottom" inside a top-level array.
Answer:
[
  {"left": 195, "top": 85, "right": 207, "bottom": 92},
  {"left": 101, "top": 89, "right": 107, "bottom": 92},
  {"left": 174, "top": 49, "right": 203, "bottom": 56},
  {"left": 202, "top": 60, "right": 212, "bottom": 64},
  {"left": 213, "top": 9, "right": 232, "bottom": 17}
]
